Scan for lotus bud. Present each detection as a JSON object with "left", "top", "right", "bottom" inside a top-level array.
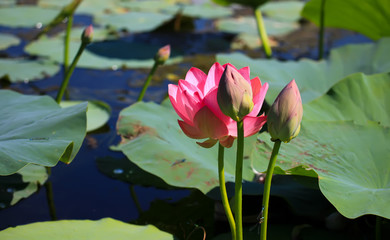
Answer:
[
  {"left": 155, "top": 45, "right": 171, "bottom": 65},
  {"left": 267, "top": 79, "right": 303, "bottom": 143},
  {"left": 81, "top": 25, "right": 93, "bottom": 45},
  {"left": 217, "top": 65, "right": 254, "bottom": 122}
]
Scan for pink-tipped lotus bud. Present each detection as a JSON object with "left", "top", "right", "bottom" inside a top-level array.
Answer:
[
  {"left": 155, "top": 45, "right": 170, "bottom": 65},
  {"left": 81, "top": 25, "right": 93, "bottom": 45},
  {"left": 267, "top": 79, "right": 303, "bottom": 143},
  {"left": 217, "top": 65, "right": 254, "bottom": 122}
]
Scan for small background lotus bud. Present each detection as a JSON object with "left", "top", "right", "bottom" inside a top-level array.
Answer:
[
  {"left": 217, "top": 65, "right": 254, "bottom": 122},
  {"left": 267, "top": 79, "right": 303, "bottom": 143},
  {"left": 81, "top": 25, "right": 93, "bottom": 45},
  {"left": 155, "top": 45, "right": 170, "bottom": 65}
]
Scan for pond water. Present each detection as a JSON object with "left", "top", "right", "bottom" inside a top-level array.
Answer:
[{"left": 0, "top": 2, "right": 384, "bottom": 240}]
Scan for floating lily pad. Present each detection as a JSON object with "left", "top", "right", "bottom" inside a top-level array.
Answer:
[
  {"left": 261, "top": 1, "right": 304, "bottom": 22},
  {"left": 301, "top": 0, "right": 390, "bottom": 40},
  {"left": 25, "top": 28, "right": 183, "bottom": 69},
  {"left": 216, "top": 16, "right": 299, "bottom": 37},
  {"left": 94, "top": 12, "right": 174, "bottom": 32},
  {"left": 0, "top": 218, "right": 174, "bottom": 239},
  {"left": 0, "top": 33, "right": 20, "bottom": 50},
  {"left": 60, "top": 100, "right": 111, "bottom": 132},
  {"left": 115, "top": 101, "right": 259, "bottom": 194},
  {"left": 0, "top": 6, "right": 59, "bottom": 28},
  {"left": 168, "top": 3, "right": 233, "bottom": 19},
  {"left": 0, "top": 59, "right": 60, "bottom": 83},
  {"left": 0, "top": 165, "right": 48, "bottom": 209},
  {"left": 252, "top": 72, "right": 390, "bottom": 219},
  {"left": 217, "top": 38, "right": 390, "bottom": 103},
  {"left": 0, "top": 90, "right": 87, "bottom": 175}
]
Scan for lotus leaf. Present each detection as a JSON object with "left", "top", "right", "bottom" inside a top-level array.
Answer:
[
  {"left": 301, "top": 0, "right": 390, "bottom": 40},
  {"left": 0, "top": 218, "right": 174, "bottom": 239},
  {"left": 0, "top": 6, "right": 59, "bottom": 28},
  {"left": 0, "top": 33, "right": 20, "bottom": 50},
  {"left": 0, "top": 90, "right": 87, "bottom": 175}
]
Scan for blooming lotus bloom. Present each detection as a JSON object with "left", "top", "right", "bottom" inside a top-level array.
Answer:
[
  {"left": 267, "top": 79, "right": 303, "bottom": 143},
  {"left": 168, "top": 62, "right": 268, "bottom": 148}
]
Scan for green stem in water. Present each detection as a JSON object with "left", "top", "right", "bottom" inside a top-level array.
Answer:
[
  {"left": 218, "top": 143, "right": 236, "bottom": 240},
  {"left": 137, "top": 61, "right": 159, "bottom": 102},
  {"left": 376, "top": 216, "right": 382, "bottom": 240},
  {"left": 64, "top": 15, "right": 73, "bottom": 78},
  {"left": 235, "top": 120, "right": 244, "bottom": 240},
  {"left": 254, "top": 8, "right": 272, "bottom": 59},
  {"left": 260, "top": 140, "right": 281, "bottom": 240},
  {"left": 55, "top": 42, "right": 87, "bottom": 104},
  {"left": 318, "top": 0, "right": 326, "bottom": 60},
  {"left": 44, "top": 167, "right": 57, "bottom": 221}
]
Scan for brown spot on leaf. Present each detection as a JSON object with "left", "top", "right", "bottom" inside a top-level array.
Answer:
[
  {"left": 120, "top": 123, "right": 158, "bottom": 144},
  {"left": 186, "top": 168, "right": 195, "bottom": 179}
]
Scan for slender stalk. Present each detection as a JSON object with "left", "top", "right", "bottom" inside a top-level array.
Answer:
[
  {"left": 376, "top": 216, "right": 382, "bottom": 240},
  {"left": 44, "top": 167, "right": 57, "bottom": 220},
  {"left": 254, "top": 8, "right": 272, "bottom": 59},
  {"left": 129, "top": 185, "right": 143, "bottom": 214},
  {"left": 64, "top": 15, "right": 73, "bottom": 78},
  {"left": 235, "top": 120, "right": 244, "bottom": 240},
  {"left": 318, "top": 0, "right": 326, "bottom": 60},
  {"left": 218, "top": 143, "right": 236, "bottom": 240},
  {"left": 260, "top": 140, "right": 281, "bottom": 240},
  {"left": 55, "top": 42, "right": 87, "bottom": 104},
  {"left": 137, "top": 62, "right": 159, "bottom": 102}
]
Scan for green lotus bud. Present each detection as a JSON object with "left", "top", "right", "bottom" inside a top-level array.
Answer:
[
  {"left": 154, "top": 45, "right": 171, "bottom": 65},
  {"left": 217, "top": 65, "right": 254, "bottom": 122},
  {"left": 267, "top": 79, "right": 303, "bottom": 143},
  {"left": 81, "top": 25, "right": 93, "bottom": 45}
]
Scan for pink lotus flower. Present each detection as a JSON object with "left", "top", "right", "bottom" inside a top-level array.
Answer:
[{"left": 168, "top": 62, "right": 268, "bottom": 148}]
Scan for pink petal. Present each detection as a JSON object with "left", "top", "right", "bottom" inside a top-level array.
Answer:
[
  {"left": 178, "top": 120, "right": 207, "bottom": 139},
  {"left": 243, "top": 115, "right": 267, "bottom": 137},
  {"left": 238, "top": 66, "right": 250, "bottom": 82},
  {"left": 179, "top": 90, "right": 204, "bottom": 123},
  {"left": 248, "top": 81, "right": 268, "bottom": 117},
  {"left": 197, "top": 138, "right": 218, "bottom": 148},
  {"left": 203, "top": 62, "right": 224, "bottom": 95},
  {"left": 179, "top": 79, "right": 203, "bottom": 99},
  {"left": 185, "top": 67, "right": 207, "bottom": 91},
  {"left": 169, "top": 84, "right": 191, "bottom": 123},
  {"left": 219, "top": 136, "right": 235, "bottom": 148},
  {"left": 203, "top": 88, "right": 232, "bottom": 125},
  {"left": 194, "top": 106, "right": 229, "bottom": 139}
]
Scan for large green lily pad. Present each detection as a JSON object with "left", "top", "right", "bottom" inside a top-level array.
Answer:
[
  {"left": 115, "top": 101, "right": 259, "bottom": 194},
  {"left": 0, "top": 164, "right": 48, "bottom": 208},
  {"left": 60, "top": 100, "right": 111, "bottom": 132},
  {"left": 0, "top": 90, "right": 87, "bottom": 175},
  {"left": 0, "top": 6, "right": 59, "bottom": 28},
  {"left": 0, "top": 33, "right": 20, "bottom": 50},
  {"left": 217, "top": 38, "right": 390, "bottom": 103},
  {"left": 252, "top": 72, "right": 390, "bottom": 219},
  {"left": 0, "top": 59, "right": 60, "bottom": 83},
  {"left": 25, "top": 28, "right": 183, "bottom": 69},
  {"left": 0, "top": 218, "right": 174, "bottom": 239},
  {"left": 301, "top": 0, "right": 390, "bottom": 40},
  {"left": 261, "top": 1, "right": 305, "bottom": 22}
]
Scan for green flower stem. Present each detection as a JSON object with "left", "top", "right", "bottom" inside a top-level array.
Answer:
[
  {"left": 137, "top": 61, "right": 159, "bottom": 102},
  {"left": 55, "top": 42, "right": 87, "bottom": 104},
  {"left": 218, "top": 143, "right": 236, "bottom": 240},
  {"left": 260, "top": 140, "right": 281, "bottom": 240},
  {"left": 318, "top": 0, "right": 326, "bottom": 60},
  {"left": 376, "top": 216, "right": 382, "bottom": 240},
  {"left": 64, "top": 15, "right": 73, "bottom": 77},
  {"left": 235, "top": 120, "right": 244, "bottom": 240},
  {"left": 254, "top": 8, "right": 272, "bottom": 59}
]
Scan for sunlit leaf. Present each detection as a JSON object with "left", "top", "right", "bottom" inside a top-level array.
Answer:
[
  {"left": 0, "top": 165, "right": 48, "bottom": 208},
  {"left": 0, "top": 59, "right": 60, "bottom": 83},
  {"left": 301, "top": 0, "right": 390, "bottom": 40},
  {"left": 0, "top": 90, "right": 87, "bottom": 175},
  {"left": 0, "top": 33, "right": 20, "bottom": 50},
  {"left": 0, "top": 218, "right": 174, "bottom": 239},
  {"left": 217, "top": 38, "right": 390, "bottom": 103},
  {"left": 252, "top": 73, "right": 390, "bottom": 219},
  {"left": 261, "top": 1, "right": 304, "bottom": 22},
  {"left": 0, "top": 6, "right": 59, "bottom": 28},
  {"left": 60, "top": 100, "right": 111, "bottom": 132}
]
